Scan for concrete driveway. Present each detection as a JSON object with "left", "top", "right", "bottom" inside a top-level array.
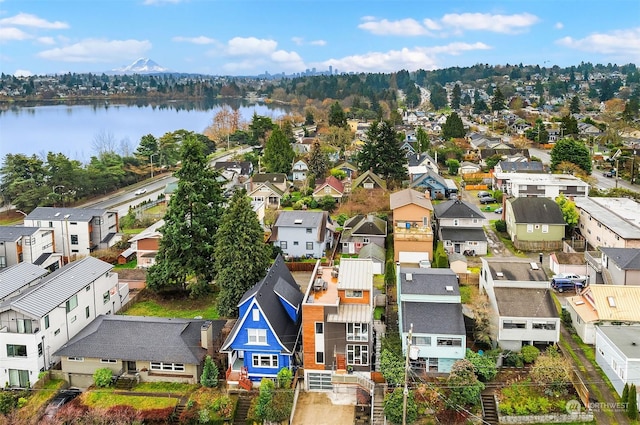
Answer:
[{"left": 291, "top": 392, "right": 355, "bottom": 425}]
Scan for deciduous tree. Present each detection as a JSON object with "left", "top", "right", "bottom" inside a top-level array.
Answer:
[{"left": 447, "top": 359, "right": 484, "bottom": 407}]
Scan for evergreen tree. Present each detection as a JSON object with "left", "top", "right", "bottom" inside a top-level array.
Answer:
[
  {"left": 569, "top": 95, "right": 580, "bottom": 114},
  {"left": 307, "top": 139, "right": 329, "bottom": 179},
  {"left": 214, "top": 189, "right": 271, "bottom": 317},
  {"left": 560, "top": 115, "right": 579, "bottom": 137},
  {"left": 490, "top": 87, "right": 506, "bottom": 112},
  {"left": 263, "top": 126, "right": 295, "bottom": 174},
  {"left": 451, "top": 83, "right": 461, "bottom": 109},
  {"left": 304, "top": 110, "right": 315, "bottom": 125},
  {"left": 356, "top": 120, "right": 407, "bottom": 185},
  {"left": 441, "top": 112, "right": 466, "bottom": 140},
  {"left": 328, "top": 101, "right": 347, "bottom": 128},
  {"left": 473, "top": 91, "right": 488, "bottom": 114},
  {"left": 551, "top": 138, "right": 592, "bottom": 174},
  {"left": 622, "top": 383, "right": 630, "bottom": 404},
  {"left": 146, "top": 137, "right": 224, "bottom": 297},
  {"left": 628, "top": 384, "right": 638, "bottom": 420},
  {"left": 416, "top": 127, "right": 430, "bottom": 153},
  {"left": 201, "top": 355, "right": 219, "bottom": 387},
  {"left": 430, "top": 84, "right": 448, "bottom": 110},
  {"left": 525, "top": 119, "right": 549, "bottom": 143}
]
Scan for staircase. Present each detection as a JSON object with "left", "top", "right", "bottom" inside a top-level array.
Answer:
[
  {"left": 113, "top": 376, "right": 136, "bottom": 390},
  {"left": 173, "top": 398, "right": 187, "bottom": 421},
  {"left": 371, "top": 384, "right": 385, "bottom": 425},
  {"left": 481, "top": 393, "right": 499, "bottom": 425},
  {"left": 234, "top": 393, "right": 253, "bottom": 425}
]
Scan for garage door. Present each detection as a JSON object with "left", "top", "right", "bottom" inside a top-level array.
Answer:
[{"left": 307, "top": 372, "right": 333, "bottom": 390}]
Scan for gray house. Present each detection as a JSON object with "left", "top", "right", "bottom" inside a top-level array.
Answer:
[
  {"left": 433, "top": 199, "right": 488, "bottom": 256},
  {"left": 269, "top": 211, "right": 334, "bottom": 259},
  {"left": 341, "top": 214, "right": 387, "bottom": 255},
  {"left": 599, "top": 247, "right": 640, "bottom": 286},
  {"left": 595, "top": 326, "right": 640, "bottom": 408}
]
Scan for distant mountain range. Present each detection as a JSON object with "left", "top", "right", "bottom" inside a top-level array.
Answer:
[{"left": 109, "top": 58, "right": 170, "bottom": 74}]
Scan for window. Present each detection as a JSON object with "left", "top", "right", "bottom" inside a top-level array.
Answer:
[
  {"left": 70, "top": 235, "right": 78, "bottom": 245},
  {"left": 44, "top": 315, "right": 50, "bottom": 329},
  {"left": 86, "top": 306, "right": 90, "bottom": 318},
  {"left": 315, "top": 323, "right": 324, "bottom": 334},
  {"left": 8, "top": 369, "right": 29, "bottom": 387},
  {"left": 280, "top": 241, "right": 287, "bottom": 249},
  {"left": 502, "top": 320, "right": 526, "bottom": 329},
  {"left": 150, "top": 362, "right": 184, "bottom": 371},
  {"left": 38, "top": 343, "right": 43, "bottom": 357},
  {"left": 54, "top": 329, "right": 60, "bottom": 336},
  {"left": 542, "top": 224, "right": 549, "bottom": 233},
  {"left": 103, "top": 291, "right": 110, "bottom": 304},
  {"left": 532, "top": 322, "right": 556, "bottom": 330},
  {"left": 248, "top": 329, "right": 267, "bottom": 344},
  {"left": 412, "top": 336, "right": 431, "bottom": 346},
  {"left": 100, "top": 359, "right": 117, "bottom": 364},
  {"left": 527, "top": 224, "right": 534, "bottom": 233},
  {"left": 306, "top": 228, "right": 312, "bottom": 234},
  {"left": 66, "top": 294, "right": 78, "bottom": 313},
  {"left": 293, "top": 241, "right": 299, "bottom": 246},
  {"left": 347, "top": 323, "right": 369, "bottom": 341},
  {"left": 306, "top": 242, "right": 314, "bottom": 250},
  {"left": 363, "top": 182, "right": 374, "bottom": 189},
  {"left": 347, "top": 345, "right": 369, "bottom": 365},
  {"left": 472, "top": 219, "right": 479, "bottom": 224},
  {"left": 362, "top": 237, "right": 370, "bottom": 244},
  {"left": 70, "top": 315, "right": 76, "bottom": 323},
  {"left": 346, "top": 290, "right": 363, "bottom": 298},
  {"left": 436, "top": 338, "right": 462, "bottom": 347},
  {"left": 0, "top": 256, "right": 6, "bottom": 269},
  {"left": 7, "top": 344, "right": 27, "bottom": 357},
  {"left": 252, "top": 309, "right": 259, "bottom": 321},
  {"left": 16, "top": 319, "right": 32, "bottom": 334},
  {"left": 252, "top": 354, "right": 278, "bottom": 368},
  {"left": 316, "top": 352, "right": 324, "bottom": 364}
]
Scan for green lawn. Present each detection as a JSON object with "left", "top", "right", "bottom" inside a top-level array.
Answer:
[
  {"left": 122, "top": 291, "right": 219, "bottom": 319},
  {"left": 81, "top": 390, "right": 178, "bottom": 410},
  {"left": 459, "top": 285, "right": 472, "bottom": 304},
  {"left": 18, "top": 378, "right": 65, "bottom": 421},
  {"left": 130, "top": 382, "right": 198, "bottom": 394},
  {"left": 113, "top": 259, "right": 137, "bottom": 269}
]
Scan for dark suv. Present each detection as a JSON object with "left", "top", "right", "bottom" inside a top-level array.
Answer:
[{"left": 479, "top": 196, "right": 497, "bottom": 204}]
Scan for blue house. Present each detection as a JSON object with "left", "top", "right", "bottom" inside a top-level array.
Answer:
[
  {"left": 409, "top": 169, "right": 457, "bottom": 199},
  {"left": 221, "top": 255, "right": 303, "bottom": 389}
]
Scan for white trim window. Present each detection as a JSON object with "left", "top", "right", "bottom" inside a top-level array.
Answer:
[
  {"left": 100, "top": 359, "right": 117, "bottom": 364},
  {"left": 346, "top": 323, "right": 369, "bottom": 342},
  {"left": 347, "top": 345, "right": 368, "bottom": 365},
  {"left": 67, "top": 357, "right": 84, "bottom": 362},
  {"left": 150, "top": 362, "right": 185, "bottom": 372},
  {"left": 252, "top": 354, "right": 279, "bottom": 368},
  {"left": 248, "top": 328, "right": 267, "bottom": 344}
]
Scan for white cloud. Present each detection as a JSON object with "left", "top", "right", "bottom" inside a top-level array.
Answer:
[
  {"left": 270, "top": 50, "right": 306, "bottom": 71},
  {"left": 310, "top": 39, "right": 326, "bottom": 46},
  {"left": 555, "top": 22, "right": 564, "bottom": 30},
  {"left": 358, "top": 18, "right": 431, "bottom": 36},
  {"left": 0, "top": 27, "right": 30, "bottom": 42},
  {"left": 36, "top": 39, "right": 152, "bottom": 63},
  {"left": 423, "top": 18, "right": 441, "bottom": 31},
  {"left": 440, "top": 12, "right": 539, "bottom": 34},
  {"left": 37, "top": 36, "right": 56, "bottom": 45},
  {"left": 227, "top": 37, "right": 277, "bottom": 56},
  {"left": 556, "top": 27, "right": 640, "bottom": 58},
  {"left": 291, "top": 37, "right": 326, "bottom": 46},
  {"left": 14, "top": 69, "right": 33, "bottom": 77},
  {"left": 172, "top": 35, "right": 216, "bottom": 45},
  {"left": 0, "top": 13, "right": 68, "bottom": 29},
  {"left": 291, "top": 37, "right": 304, "bottom": 46}
]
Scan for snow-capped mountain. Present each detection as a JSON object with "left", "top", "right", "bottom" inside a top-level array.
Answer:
[{"left": 111, "top": 58, "right": 170, "bottom": 74}]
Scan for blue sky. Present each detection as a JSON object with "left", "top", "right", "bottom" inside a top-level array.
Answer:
[{"left": 1, "top": 0, "right": 638, "bottom": 77}]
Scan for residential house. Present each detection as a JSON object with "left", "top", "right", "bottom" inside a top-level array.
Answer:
[
  {"left": 574, "top": 198, "right": 640, "bottom": 249},
  {"left": 334, "top": 162, "right": 358, "bottom": 179},
  {"left": 222, "top": 255, "right": 303, "bottom": 388},
  {"left": 292, "top": 159, "right": 309, "bottom": 182},
  {"left": 390, "top": 189, "right": 434, "bottom": 262},
  {"left": 128, "top": 220, "right": 164, "bottom": 269},
  {"left": 0, "top": 257, "right": 129, "bottom": 387},
  {"left": 213, "top": 161, "right": 254, "bottom": 179},
  {"left": 396, "top": 267, "right": 466, "bottom": 373},
  {"left": 313, "top": 176, "right": 345, "bottom": 203},
  {"left": 505, "top": 197, "right": 566, "bottom": 251},
  {"left": 0, "top": 263, "right": 49, "bottom": 303},
  {"left": 494, "top": 160, "right": 544, "bottom": 174},
  {"left": 350, "top": 170, "right": 387, "bottom": 193},
  {"left": 248, "top": 173, "right": 290, "bottom": 208},
  {"left": 357, "top": 244, "right": 386, "bottom": 275},
  {"left": 493, "top": 173, "right": 589, "bottom": 199},
  {"left": 593, "top": 247, "right": 640, "bottom": 286},
  {"left": 409, "top": 169, "right": 457, "bottom": 200},
  {"left": 479, "top": 258, "right": 558, "bottom": 351},
  {"left": 479, "top": 148, "right": 530, "bottom": 168},
  {"left": 293, "top": 137, "right": 315, "bottom": 155},
  {"left": 566, "top": 286, "right": 640, "bottom": 344},
  {"left": 548, "top": 252, "right": 588, "bottom": 278},
  {"left": 0, "top": 226, "right": 61, "bottom": 271},
  {"left": 54, "top": 316, "right": 225, "bottom": 387},
  {"left": 302, "top": 258, "right": 375, "bottom": 394},
  {"left": 459, "top": 161, "right": 482, "bottom": 175},
  {"left": 24, "top": 207, "right": 120, "bottom": 263},
  {"left": 433, "top": 199, "right": 488, "bottom": 256},
  {"left": 248, "top": 173, "right": 289, "bottom": 193},
  {"left": 407, "top": 152, "right": 439, "bottom": 175},
  {"left": 595, "top": 326, "right": 640, "bottom": 406},
  {"left": 269, "top": 211, "right": 334, "bottom": 259},
  {"left": 341, "top": 214, "right": 387, "bottom": 255}
]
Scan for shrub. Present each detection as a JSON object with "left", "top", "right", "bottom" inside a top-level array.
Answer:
[
  {"left": 212, "top": 395, "right": 234, "bottom": 418},
  {"left": 521, "top": 345, "right": 540, "bottom": 364},
  {"left": 494, "top": 219, "right": 507, "bottom": 233},
  {"left": 622, "top": 383, "right": 630, "bottom": 403},
  {"left": 277, "top": 367, "right": 293, "bottom": 389},
  {"left": 200, "top": 355, "right": 219, "bottom": 388},
  {"left": 255, "top": 378, "right": 275, "bottom": 420},
  {"left": 93, "top": 368, "right": 113, "bottom": 388},
  {"left": 139, "top": 407, "right": 174, "bottom": 424},
  {"left": 628, "top": 384, "right": 638, "bottom": 420},
  {"left": 465, "top": 349, "right": 497, "bottom": 382}
]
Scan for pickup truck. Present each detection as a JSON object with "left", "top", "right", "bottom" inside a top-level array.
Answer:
[
  {"left": 552, "top": 273, "right": 587, "bottom": 284},
  {"left": 551, "top": 279, "right": 584, "bottom": 293}
]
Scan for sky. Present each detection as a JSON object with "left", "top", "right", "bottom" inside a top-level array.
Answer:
[{"left": 0, "top": 0, "right": 639, "bottom": 77}]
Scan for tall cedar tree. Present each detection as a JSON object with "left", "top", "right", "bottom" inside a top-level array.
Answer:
[
  {"left": 146, "top": 137, "right": 223, "bottom": 296},
  {"left": 328, "top": 101, "right": 347, "bottom": 128},
  {"left": 263, "top": 126, "right": 295, "bottom": 174},
  {"left": 357, "top": 120, "right": 407, "bottom": 185},
  {"left": 490, "top": 87, "right": 506, "bottom": 112},
  {"left": 307, "top": 139, "right": 329, "bottom": 179},
  {"left": 441, "top": 112, "right": 466, "bottom": 140},
  {"left": 569, "top": 96, "right": 580, "bottom": 114},
  {"left": 451, "top": 83, "right": 461, "bottom": 109},
  {"left": 416, "top": 127, "right": 430, "bottom": 153},
  {"left": 550, "top": 138, "right": 592, "bottom": 174},
  {"left": 214, "top": 189, "right": 271, "bottom": 317}
]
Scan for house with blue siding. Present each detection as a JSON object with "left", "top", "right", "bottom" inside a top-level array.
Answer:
[
  {"left": 221, "top": 255, "right": 304, "bottom": 388},
  {"left": 409, "top": 169, "right": 456, "bottom": 200}
]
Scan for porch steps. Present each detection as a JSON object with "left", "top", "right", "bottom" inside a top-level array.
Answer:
[
  {"left": 481, "top": 393, "right": 499, "bottom": 425},
  {"left": 114, "top": 376, "right": 136, "bottom": 390},
  {"left": 173, "top": 399, "right": 187, "bottom": 420},
  {"left": 372, "top": 384, "right": 385, "bottom": 425},
  {"left": 233, "top": 394, "right": 253, "bottom": 425}
]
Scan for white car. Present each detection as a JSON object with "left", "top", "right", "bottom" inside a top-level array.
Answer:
[
  {"left": 552, "top": 273, "right": 587, "bottom": 284},
  {"left": 134, "top": 188, "right": 147, "bottom": 195}
]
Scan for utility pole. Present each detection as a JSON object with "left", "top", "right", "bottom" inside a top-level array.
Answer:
[
  {"left": 150, "top": 153, "right": 158, "bottom": 179},
  {"left": 402, "top": 323, "right": 413, "bottom": 425}
]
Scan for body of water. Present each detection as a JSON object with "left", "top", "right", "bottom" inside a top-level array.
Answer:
[{"left": 0, "top": 100, "right": 290, "bottom": 162}]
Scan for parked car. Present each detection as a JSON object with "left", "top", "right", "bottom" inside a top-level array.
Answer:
[
  {"left": 134, "top": 188, "right": 147, "bottom": 195},
  {"left": 479, "top": 196, "right": 497, "bottom": 204},
  {"left": 44, "top": 388, "right": 81, "bottom": 419},
  {"left": 419, "top": 259, "right": 431, "bottom": 269},
  {"left": 551, "top": 279, "right": 584, "bottom": 293},
  {"left": 494, "top": 207, "right": 503, "bottom": 214},
  {"left": 552, "top": 273, "right": 587, "bottom": 284},
  {"left": 477, "top": 191, "right": 491, "bottom": 198}
]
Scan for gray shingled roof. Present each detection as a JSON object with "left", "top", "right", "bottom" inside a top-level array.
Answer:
[
  {"left": 274, "top": 210, "right": 326, "bottom": 229},
  {"left": 343, "top": 214, "right": 387, "bottom": 236},
  {"left": 601, "top": 248, "right": 640, "bottom": 270},
  {"left": 54, "top": 315, "right": 225, "bottom": 364},
  {"left": 399, "top": 268, "right": 459, "bottom": 296},
  {"left": 434, "top": 199, "right": 484, "bottom": 219},
  {"left": 486, "top": 259, "right": 548, "bottom": 282},
  {"left": 498, "top": 161, "right": 544, "bottom": 173},
  {"left": 440, "top": 228, "right": 487, "bottom": 242},
  {"left": 509, "top": 197, "right": 566, "bottom": 225},
  {"left": 25, "top": 207, "right": 111, "bottom": 222},
  {"left": 0, "top": 226, "right": 39, "bottom": 241},
  {"left": 401, "top": 302, "right": 465, "bottom": 335},
  {"left": 494, "top": 287, "right": 557, "bottom": 318},
  {"left": 0, "top": 262, "right": 48, "bottom": 301},
  {"left": 3, "top": 257, "right": 113, "bottom": 318},
  {"left": 358, "top": 244, "right": 386, "bottom": 263}
]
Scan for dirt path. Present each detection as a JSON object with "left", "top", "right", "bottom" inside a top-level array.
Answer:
[{"left": 291, "top": 392, "right": 355, "bottom": 425}]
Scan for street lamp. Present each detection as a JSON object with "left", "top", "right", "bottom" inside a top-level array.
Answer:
[{"left": 150, "top": 153, "right": 158, "bottom": 179}]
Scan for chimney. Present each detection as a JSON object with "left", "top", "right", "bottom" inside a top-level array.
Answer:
[
  {"left": 424, "top": 190, "right": 431, "bottom": 200},
  {"left": 201, "top": 321, "right": 213, "bottom": 353}
]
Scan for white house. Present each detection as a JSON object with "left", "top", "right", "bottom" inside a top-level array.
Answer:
[
  {"left": 433, "top": 199, "right": 488, "bottom": 256},
  {"left": 269, "top": 211, "right": 334, "bottom": 259},
  {"left": 493, "top": 173, "right": 589, "bottom": 199},
  {"left": 0, "top": 226, "right": 62, "bottom": 271},
  {"left": 595, "top": 326, "right": 640, "bottom": 406},
  {"left": 292, "top": 159, "right": 309, "bottom": 182},
  {"left": 574, "top": 197, "right": 640, "bottom": 249},
  {"left": 0, "top": 257, "right": 129, "bottom": 387}
]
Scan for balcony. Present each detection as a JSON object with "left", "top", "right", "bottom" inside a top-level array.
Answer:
[
  {"left": 584, "top": 251, "right": 602, "bottom": 273},
  {"left": 393, "top": 225, "right": 433, "bottom": 242}
]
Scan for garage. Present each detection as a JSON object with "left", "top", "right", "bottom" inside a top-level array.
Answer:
[{"left": 306, "top": 372, "right": 333, "bottom": 390}]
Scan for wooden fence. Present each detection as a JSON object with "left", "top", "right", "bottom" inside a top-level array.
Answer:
[
  {"left": 463, "top": 184, "right": 489, "bottom": 191},
  {"left": 462, "top": 172, "right": 493, "bottom": 181}
]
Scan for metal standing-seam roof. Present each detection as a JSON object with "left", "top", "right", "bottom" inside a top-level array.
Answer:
[
  {"left": 0, "top": 262, "right": 48, "bottom": 301},
  {"left": 337, "top": 258, "right": 373, "bottom": 291},
  {"left": 574, "top": 198, "right": 640, "bottom": 240},
  {"left": 2, "top": 256, "right": 113, "bottom": 318},
  {"left": 0, "top": 226, "right": 40, "bottom": 241},
  {"left": 25, "top": 207, "right": 112, "bottom": 222},
  {"left": 585, "top": 285, "right": 640, "bottom": 321}
]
